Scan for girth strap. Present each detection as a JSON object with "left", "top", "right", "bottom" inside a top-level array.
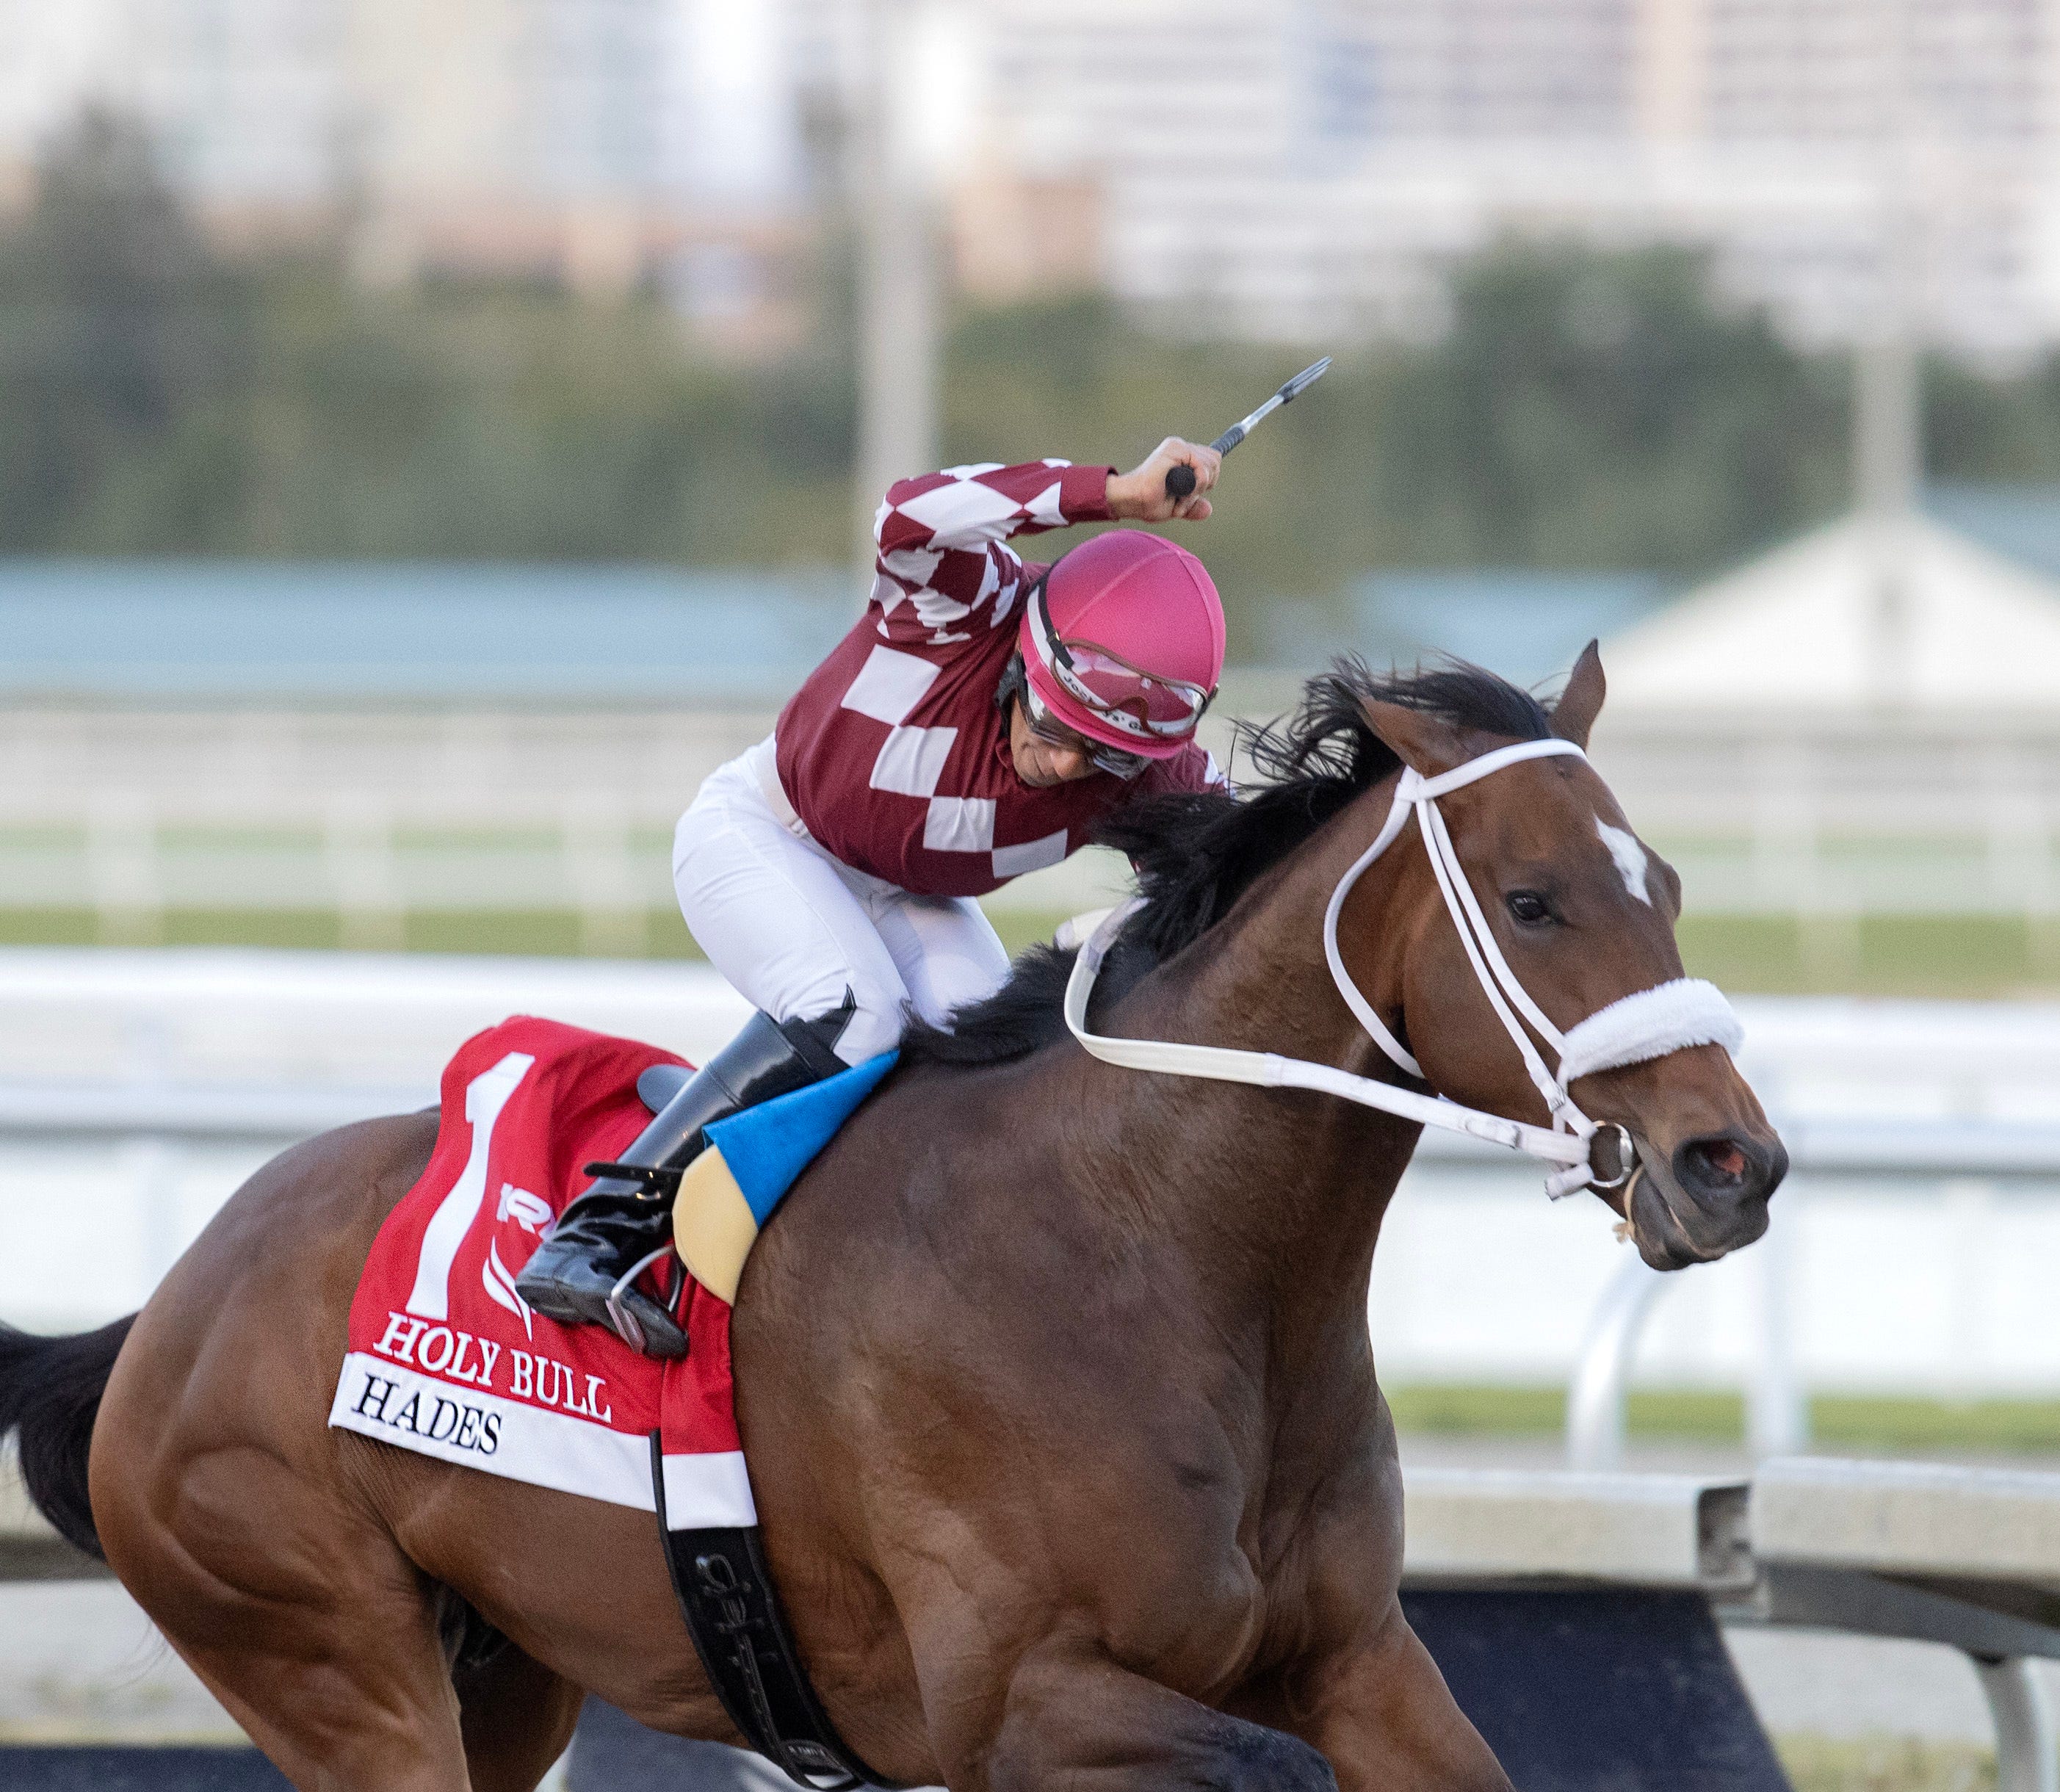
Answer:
[{"left": 651, "top": 1438, "right": 897, "bottom": 1791}]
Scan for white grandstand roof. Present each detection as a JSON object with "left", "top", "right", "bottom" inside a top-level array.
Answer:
[{"left": 1601, "top": 514, "right": 2060, "bottom": 717}]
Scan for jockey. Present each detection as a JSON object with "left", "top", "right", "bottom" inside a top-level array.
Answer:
[{"left": 517, "top": 438, "right": 1230, "bottom": 1355}]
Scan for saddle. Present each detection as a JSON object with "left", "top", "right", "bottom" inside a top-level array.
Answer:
[{"left": 330, "top": 1017, "right": 900, "bottom": 1791}]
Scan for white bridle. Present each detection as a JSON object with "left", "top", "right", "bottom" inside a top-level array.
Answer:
[{"left": 1063, "top": 736, "right": 1743, "bottom": 1197}]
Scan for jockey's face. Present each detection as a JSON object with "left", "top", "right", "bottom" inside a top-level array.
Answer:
[{"left": 1008, "top": 694, "right": 1101, "bottom": 787}]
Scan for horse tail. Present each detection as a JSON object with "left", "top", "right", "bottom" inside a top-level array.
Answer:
[{"left": 0, "top": 1316, "right": 135, "bottom": 1561}]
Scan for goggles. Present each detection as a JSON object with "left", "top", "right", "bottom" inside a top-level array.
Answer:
[
  {"left": 1022, "top": 680, "right": 1150, "bottom": 780},
  {"left": 1026, "top": 578, "right": 1215, "bottom": 745}
]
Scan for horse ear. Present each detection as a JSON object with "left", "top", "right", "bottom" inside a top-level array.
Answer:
[
  {"left": 1361, "top": 698, "right": 1472, "bottom": 778},
  {"left": 1550, "top": 640, "right": 1606, "bottom": 749}
]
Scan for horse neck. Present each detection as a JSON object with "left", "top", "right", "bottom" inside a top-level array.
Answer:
[{"left": 1093, "top": 778, "right": 1431, "bottom": 1334}]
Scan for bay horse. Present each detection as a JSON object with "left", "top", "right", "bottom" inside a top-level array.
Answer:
[{"left": 0, "top": 648, "right": 1783, "bottom": 1792}]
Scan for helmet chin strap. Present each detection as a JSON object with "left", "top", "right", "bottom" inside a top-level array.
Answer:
[{"left": 1065, "top": 736, "right": 1745, "bottom": 1197}]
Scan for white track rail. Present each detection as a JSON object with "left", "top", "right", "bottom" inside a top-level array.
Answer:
[{"left": 8, "top": 953, "right": 2060, "bottom": 1416}]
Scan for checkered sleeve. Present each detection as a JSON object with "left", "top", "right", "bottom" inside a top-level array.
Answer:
[
  {"left": 1143, "top": 741, "right": 1232, "bottom": 795},
  {"left": 869, "top": 458, "right": 1114, "bottom": 648}
]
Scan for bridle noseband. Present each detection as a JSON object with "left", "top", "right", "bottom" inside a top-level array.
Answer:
[{"left": 1063, "top": 737, "right": 1743, "bottom": 1196}]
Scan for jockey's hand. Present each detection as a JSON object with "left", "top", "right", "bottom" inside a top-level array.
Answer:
[{"left": 1106, "top": 438, "right": 1219, "bottom": 524}]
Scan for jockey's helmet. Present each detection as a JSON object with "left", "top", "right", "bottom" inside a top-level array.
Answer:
[{"left": 1018, "top": 530, "right": 1225, "bottom": 760}]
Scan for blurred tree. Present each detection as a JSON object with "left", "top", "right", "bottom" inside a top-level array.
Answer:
[
  {"left": 0, "top": 109, "right": 249, "bottom": 549},
  {"left": 1923, "top": 355, "right": 2060, "bottom": 484},
  {"left": 42, "top": 113, "right": 2060, "bottom": 662},
  {"left": 1365, "top": 242, "right": 1850, "bottom": 573}
]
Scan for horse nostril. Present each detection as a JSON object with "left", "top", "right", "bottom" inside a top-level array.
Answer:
[
  {"left": 1700, "top": 1141, "right": 1748, "bottom": 1182},
  {"left": 1676, "top": 1133, "right": 1757, "bottom": 1199}
]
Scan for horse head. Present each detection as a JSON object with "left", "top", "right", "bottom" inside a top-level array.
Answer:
[{"left": 1345, "top": 642, "right": 1785, "bottom": 1269}]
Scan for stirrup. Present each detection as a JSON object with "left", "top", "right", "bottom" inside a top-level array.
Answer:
[
  {"left": 582, "top": 1158, "right": 685, "bottom": 1199},
  {"left": 605, "top": 1246, "right": 679, "bottom": 1354}
]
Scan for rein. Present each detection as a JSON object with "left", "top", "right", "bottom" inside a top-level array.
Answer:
[{"left": 1063, "top": 737, "right": 1743, "bottom": 1197}]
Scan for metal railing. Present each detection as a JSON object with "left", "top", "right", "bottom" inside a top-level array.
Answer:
[
  {"left": 15, "top": 798, "right": 2060, "bottom": 938},
  {"left": 1546, "top": 1114, "right": 2060, "bottom": 1472},
  {"left": 7, "top": 1070, "right": 2059, "bottom": 1458},
  {"left": 10, "top": 1453, "right": 2060, "bottom": 1785},
  {"left": 14, "top": 703, "right": 2060, "bottom": 944},
  {"left": 1404, "top": 1113, "right": 2060, "bottom": 1474},
  {"left": 1402, "top": 1459, "right": 2060, "bottom": 1791}
]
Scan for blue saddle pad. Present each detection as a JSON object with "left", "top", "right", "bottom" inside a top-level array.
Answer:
[{"left": 671, "top": 1052, "right": 897, "bottom": 1301}]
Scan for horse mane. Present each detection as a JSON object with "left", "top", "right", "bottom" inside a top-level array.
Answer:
[{"left": 898, "top": 657, "right": 1554, "bottom": 1069}]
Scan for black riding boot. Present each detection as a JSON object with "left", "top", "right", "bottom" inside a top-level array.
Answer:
[{"left": 515, "top": 1000, "right": 851, "bottom": 1358}]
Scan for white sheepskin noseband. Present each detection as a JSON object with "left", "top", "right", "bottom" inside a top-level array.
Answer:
[{"left": 1555, "top": 979, "right": 1743, "bottom": 1089}]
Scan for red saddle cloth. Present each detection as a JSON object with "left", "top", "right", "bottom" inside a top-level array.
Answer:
[{"left": 328, "top": 1016, "right": 756, "bottom": 1529}]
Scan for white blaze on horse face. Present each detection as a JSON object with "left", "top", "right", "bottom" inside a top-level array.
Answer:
[{"left": 1594, "top": 816, "right": 1653, "bottom": 906}]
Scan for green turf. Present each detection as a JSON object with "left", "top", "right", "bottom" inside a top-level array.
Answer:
[
  {"left": 1674, "top": 914, "right": 2060, "bottom": 997},
  {"left": 0, "top": 906, "right": 712, "bottom": 958},
  {"left": 1384, "top": 1384, "right": 1752, "bottom": 1442},
  {"left": 1384, "top": 1384, "right": 2060, "bottom": 1455},
  {"left": 162, "top": 908, "right": 348, "bottom": 950},
  {"left": 1384, "top": 1385, "right": 1567, "bottom": 1436},
  {"left": 402, "top": 911, "right": 607, "bottom": 958},
  {"left": 0, "top": 907, "right": 101, "bottom": 947},
  {"left": 0, "top": 903, "right": 1078, "bottom": 962},
  {"left": 8, "top": 905, "right": 2060, "bottom": 998},
  {"left": 1776, "top": 1736, "right": 1995, "bottom": 1791},
  {"left": 1810, "top": 1395, "right": 2060, "bottom": 1455}
]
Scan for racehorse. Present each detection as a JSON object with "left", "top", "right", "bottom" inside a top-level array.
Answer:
[{"left": 0, "top": 649, "right": 1783, "bottom": 1792}]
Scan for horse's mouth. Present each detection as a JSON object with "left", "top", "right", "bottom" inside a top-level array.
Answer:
[{"left": 1626, "top": 1144, "right": 1769, "bottom": 1271}]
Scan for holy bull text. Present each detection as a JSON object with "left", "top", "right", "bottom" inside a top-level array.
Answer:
[{"left": 372, "top": 1311, "right": 613, "bottom": 1421}]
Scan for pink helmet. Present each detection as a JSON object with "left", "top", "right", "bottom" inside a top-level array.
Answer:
[{"left": 1018, "top": 530, "right": 1226, "bottom": 761}]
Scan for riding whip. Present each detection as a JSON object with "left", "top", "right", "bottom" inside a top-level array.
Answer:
[{"left": 1163, "top": 356, "right": 1332, "bottom": 501}]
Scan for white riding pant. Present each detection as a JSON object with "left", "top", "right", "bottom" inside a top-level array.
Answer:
[{"left": 673, "top": 741, "right": 1012, "bottom": 1066}]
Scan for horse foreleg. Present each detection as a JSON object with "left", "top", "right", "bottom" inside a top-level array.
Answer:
[
  {"left": 456, "top": 1640, "right": 586, "bottom": 1792},
  {"left": 86, "top": 1112, "right": 477, "bottom": 1789},
  {"left": 1274, "top": 1603, "right": 1511, "bottom": 1792},
  {"left": 94, "top": 1375, "right": 475, "bottom": 1790},
  {"left": 103, "top": 1481, "right": 473, "bottom": 1791},
  {"left": 976, "top": 1646, "right": 1338, "bottom": 1792}
]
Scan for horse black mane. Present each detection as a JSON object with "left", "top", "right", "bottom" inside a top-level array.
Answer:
[{"left": 898, "top": 657, "right": 1554, "bottom": 1069}]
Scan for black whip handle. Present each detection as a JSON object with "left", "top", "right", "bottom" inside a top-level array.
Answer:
[{"left": 1163, "top": 424, "right": 1246, "bottom": 501}]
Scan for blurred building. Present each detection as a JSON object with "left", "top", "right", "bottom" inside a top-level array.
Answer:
[
  {"left": 0, "top": 0, "right": 815, "bottom": 334},
  {"left": 1604, "top": 512, "right": 2060, "bottom": 715},
  {"left": 4, "top": 0, "right": 2057, "bottom": 354},
  {"left": 959, "top": 0, "right": 2060, "bottom": 358}
]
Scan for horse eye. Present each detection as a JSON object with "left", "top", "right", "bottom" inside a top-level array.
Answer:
[{"left": 1506, "top": 890, "right": 1554, "bottom": 927}]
